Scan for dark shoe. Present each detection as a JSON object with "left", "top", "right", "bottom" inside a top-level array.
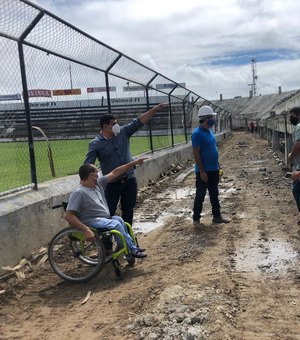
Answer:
[
  {"left": 193, "top": 220, "right": 200, "bottom": 226},
  {"left": 137, "top": 247, "right": 146, "bottom": 252},
  {"left": 212, "top": 216, "right": 230, "bottom": 224},
  {"left": 132, "top": 250, "right": 147, "bottom": 258},
  {"left": 105, "top": 249, "right": 113, "bottom": 256}
]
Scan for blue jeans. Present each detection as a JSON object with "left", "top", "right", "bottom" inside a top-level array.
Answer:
[
  {"left": 105, "top": 178, "right": 137, "bottom": 225},
  {"left": 292, "top": 180, "right": 300, "bottom": 212},
  {"left": 193, "top": 170, "right": 221, "bottom": 221},
  {"left": 88, "top": 216, "right": 137, "bottom": 253}
]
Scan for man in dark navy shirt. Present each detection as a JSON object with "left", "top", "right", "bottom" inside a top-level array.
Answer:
[
  {"left": 191, "top": 105, "right": 229, "bottom": 226},
  {"left": 84, "top": 103, "right": 167, "bottom": 226}
]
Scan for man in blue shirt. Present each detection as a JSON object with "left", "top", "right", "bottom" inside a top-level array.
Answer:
[
  {"left": 192, "top": 105, "right": 229, "bottom": 225},
  {"left": 84, "top": 103, "right": 167, "bottom": 226}
]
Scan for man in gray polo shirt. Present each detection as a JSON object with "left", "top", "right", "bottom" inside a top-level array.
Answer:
[
  {"left": 84, "top": 102, "right": 167, "bottom": 226},
  {"left": 65, "top": 159, "right": 147, "bottom": 258}
]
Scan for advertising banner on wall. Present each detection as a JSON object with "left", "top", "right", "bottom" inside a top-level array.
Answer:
[
  {"left": 52, "top": 89, "right": 81, "bottom": 96},
  {"left": 87, "top": 86, "right": 116, "bottom": 93},
  {"left": 123, "top": 85, "right": 145, "bottom": 92},
  {"left": 155, "top": 83, "right": 186, "bottom": 90},
  {"left": 111, "top": 97, "right": 144, "bottom": 105},
  {"left": 28, "top": 89, "right": 52, "bottom": 98},
  {"left": 0, "top": 94, "right": 22, "bottom": 101}
]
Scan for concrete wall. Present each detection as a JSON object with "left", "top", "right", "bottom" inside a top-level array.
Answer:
[{"left": 0, "top": 131, "right": 230, "bottom": 275}]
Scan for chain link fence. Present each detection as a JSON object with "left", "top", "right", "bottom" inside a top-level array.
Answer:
[{"left": 0, "top": 0, "right": 231, "bottom": 195}]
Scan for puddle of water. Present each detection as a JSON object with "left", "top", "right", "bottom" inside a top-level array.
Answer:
[
  {"left": 133, "top": 212, "right": 178, "bottom": 233},
  {"left": 174, "top": 168, "right": 194, "bottom": 182},
  {"left": 235, "top": 238, "right": 298, "bottom": 277},
  {"left": 156, "top": 187, "right": 195, "bottom": 200},
  {"left": 220, "top": 188, "right": 237, "bottom": 194},
  {"left": 251, "top": 160, "right": 267, "bottom": 164},
  {"left": 236, "top": 212, "right": 246, "bottom": 219},
  {"left": 225, "top": 188, "right": 237, "bottom": 193},
  {"left": 219, "top": 187, "right": 237, "bottom": 200},
  {"left": 171, "top": 188, "right": 195, "bottom": 199},
  {"left": 221, "top": 181, "right": 235, "bottom": 187}
]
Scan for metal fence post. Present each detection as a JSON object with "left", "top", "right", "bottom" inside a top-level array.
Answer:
[
  {"left": 145, "top": 87, "right": 154, "bottom": 153},
  {"left": 18, "top": 43, "right": 37, "bottom": 189},
  {"left": 105, "top": 54, "right": 122, "bottom": 114},
  {"left": 168, "top": 85, "right": 179, "bottom": 147},
  {"left": 18, "top": 11, "right": 44, "bottom": 190},
  {"left": 145, "top": 74, "right": 157, "bottom": 153},
  {"left": 183, "top": 92, "right": 191, "bottom": 142}
]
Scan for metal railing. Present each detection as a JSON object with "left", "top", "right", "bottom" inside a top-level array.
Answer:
[{"left": 0, "top": 0, "right": 231, "bottom": 195}]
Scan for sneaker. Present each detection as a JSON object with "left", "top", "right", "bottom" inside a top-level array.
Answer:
[
  {"left": 212, "top": 216, "right": 230, "bottom": 224},
  {"left": 132, "top": 250, "right": 147, "bottom": 258},
  {"left": 136, "top": 247, "right": 146, "bottom": 252},
  {"left": 193, "top": 220, "right": 200, "bottom": 226}
]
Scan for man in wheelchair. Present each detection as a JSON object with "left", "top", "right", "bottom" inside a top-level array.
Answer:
[{"left": 64, "top": 160, "right": 147, "bottom": 258}]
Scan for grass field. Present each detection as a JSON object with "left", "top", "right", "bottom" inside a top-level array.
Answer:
[{"left": 0, "top": 134, "right": 188, "bottom": 193}]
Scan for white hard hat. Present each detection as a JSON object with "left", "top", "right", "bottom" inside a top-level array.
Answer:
[{"left": 198, "top": 105, "right": 217, "bottom": 117}]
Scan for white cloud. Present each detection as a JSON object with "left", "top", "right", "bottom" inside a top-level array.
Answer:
[{"left": 23, "top": 0, "right": 300, "bottom": 99}]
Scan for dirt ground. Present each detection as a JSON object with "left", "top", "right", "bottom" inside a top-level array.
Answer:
[{"left": 1, "top": 131, "right": 300, "bottom": 340}]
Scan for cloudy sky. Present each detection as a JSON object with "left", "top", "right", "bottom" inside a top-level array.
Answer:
[{"left": 33, "top": 0, "right": 300, "bottom": 100}]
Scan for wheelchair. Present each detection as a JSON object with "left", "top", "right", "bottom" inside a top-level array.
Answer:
[{"left": 48, "top": 202, "right": 141, "bottom": 283}]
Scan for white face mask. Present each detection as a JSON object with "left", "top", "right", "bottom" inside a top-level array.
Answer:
[{"left": 112, "top": 123, "right": 121, "bottom": 135}]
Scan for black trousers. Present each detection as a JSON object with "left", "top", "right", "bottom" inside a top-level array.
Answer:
[
  {"left": 105, "top": 177, "right": 137, "bottom": 226},
  {"left": 193, "top": 170, "right": 221, "bottom": 221}
]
